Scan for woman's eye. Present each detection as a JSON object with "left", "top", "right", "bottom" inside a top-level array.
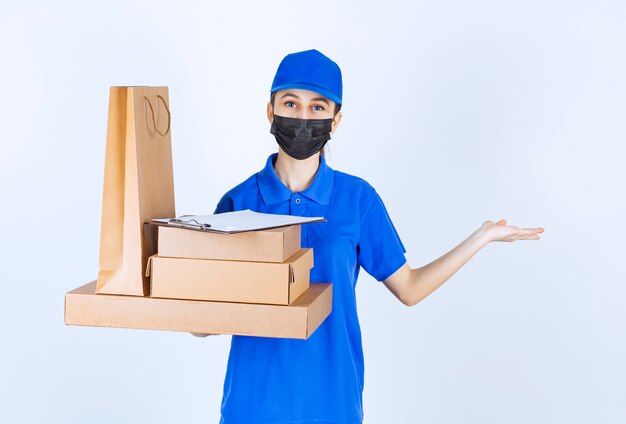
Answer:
[
  {"left": 312, "top": 105, "right": 325, "bottom": 111},
  {"left": 285, "top": 101, "right": 297, "bottom": 108}
]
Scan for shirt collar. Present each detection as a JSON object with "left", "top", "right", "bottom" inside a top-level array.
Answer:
[{"left": 257, "top": 153, "right": 334, "bottom": 206}]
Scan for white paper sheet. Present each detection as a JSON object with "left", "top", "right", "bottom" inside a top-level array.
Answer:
[{"left": 152, "top": 209, "right": 325, "bottom": 233}]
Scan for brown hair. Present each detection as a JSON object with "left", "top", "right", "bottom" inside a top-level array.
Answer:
[{"left": 270, "top": 92, "right": 341, "bottom": 156}]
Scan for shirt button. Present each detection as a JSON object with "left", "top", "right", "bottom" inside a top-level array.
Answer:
[{"left": 295, "top": 198, "right": 301, "bottom": 204}]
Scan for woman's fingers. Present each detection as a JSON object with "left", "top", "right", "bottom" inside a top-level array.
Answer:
[
  {"left": 520, "top": 227, "right": 541, "bottom": 235},
  {"left": 508, "top": 227, "right": 543, "bottom": 241},
  {"left": 481, "top": 220, "right": 545, "bottom": 243}
]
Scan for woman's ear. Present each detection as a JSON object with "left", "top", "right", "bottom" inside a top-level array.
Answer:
[
  {"left": 330, "top": 111, "right": 342, "bottom": 135},
  {"left": 267, "top": 102, "right": 274, "bottom": 124}
]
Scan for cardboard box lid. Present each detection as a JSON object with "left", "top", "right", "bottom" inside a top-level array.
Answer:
[
  {"left": 156, "top": 223, "right": 301, "bottom": 263},
  {"left": 65, "top": 281, "right": 332, "bottom": 340}
]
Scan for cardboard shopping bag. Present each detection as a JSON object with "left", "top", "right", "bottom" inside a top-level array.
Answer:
[{"left": 96, "top": 86, "right": 176, "bottom": 296}]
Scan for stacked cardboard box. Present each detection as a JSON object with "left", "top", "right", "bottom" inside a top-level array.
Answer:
[
  {"left": 65, "top": 280, "right": 332, "bottom": 339},
  {"left": 65, "top": 223, "right": 332, "bottom": 340},
  {"left": 148, "top": 224, "right": 313, "bottom": 305}
]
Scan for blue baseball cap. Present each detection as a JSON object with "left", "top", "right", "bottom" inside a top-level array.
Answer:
[{"left": 270, "top": 49, "right": 343, "bottom": 105}]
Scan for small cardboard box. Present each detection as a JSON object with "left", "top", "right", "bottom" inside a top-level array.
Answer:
[
  {"left": 149, "top": 248, "right": 313, "bottom": 305},
  {"left": 157, "top": 224, "right": 301, "bottom": 263},
  {"left": 65, "top": 281, "right": 332, "bottom": 339}
]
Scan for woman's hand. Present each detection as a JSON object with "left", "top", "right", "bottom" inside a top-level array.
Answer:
[
  {"left": 479, "top": 219, "right": 544, "bottom": 243},
  {"left": 382, "top": 218, "right": 545, "bottom": 306}
]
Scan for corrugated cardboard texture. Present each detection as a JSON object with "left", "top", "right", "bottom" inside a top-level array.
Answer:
[
  {"left": 150, "top": 248, "right": 313, "bottom": 305},
  {"left": 65, "top": 281, "right": 332, "bottom": 339},
  {"left": 157, "top": 224, "right": 300, "bottom": 263}
]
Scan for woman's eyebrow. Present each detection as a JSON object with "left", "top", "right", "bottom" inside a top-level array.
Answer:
[
  {"left": 279, "top": 92, "right": 330, "bottom": 106},
  {"left": 310, "top": 97, "right": 330, "bottom": 105},
  {"left": 280, "top": 92, "right": 300, "bottom": 100}
]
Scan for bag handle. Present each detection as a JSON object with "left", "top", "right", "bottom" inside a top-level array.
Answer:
[{"left": 144, "top": 94, "right": 171, "bottom": 137}]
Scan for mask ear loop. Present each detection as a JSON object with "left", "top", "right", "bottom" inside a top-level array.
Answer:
[{"left": 144, "top": 95, "right": 171, "bottom": 137}]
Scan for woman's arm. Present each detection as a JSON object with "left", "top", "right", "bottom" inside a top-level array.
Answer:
[{"left": 382, "top": 219, "right": 544, "bottom": 306}]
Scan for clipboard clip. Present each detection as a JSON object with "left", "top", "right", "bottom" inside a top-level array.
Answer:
[{"left": 168, "top": 218, "right": 212, "bottom": 231}]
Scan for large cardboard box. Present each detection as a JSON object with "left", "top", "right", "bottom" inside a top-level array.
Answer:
[
  {"left": 64, "top": 281, "right": 332, "bottom": 339},
  {"left": 149, "top": 248, "right": 313, "bottom": 305},
  {"left": 157, "top": 224, "right": 301, "bottom": 263}
]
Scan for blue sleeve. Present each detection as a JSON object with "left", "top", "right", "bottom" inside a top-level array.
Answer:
[
  {"left": 357, "top": 189, "right": 407, "bottom": 282},
  {"left": 214, "top": 193, "right": 234, "bottom": 214}
]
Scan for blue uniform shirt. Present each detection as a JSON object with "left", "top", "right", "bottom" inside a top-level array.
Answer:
[{"left": 216, "top": 153, "right": 407, "bottom": 424}]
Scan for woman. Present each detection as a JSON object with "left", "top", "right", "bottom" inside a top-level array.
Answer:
[{"left": 197, "top": 49, "right": 544, "bottom": 424}]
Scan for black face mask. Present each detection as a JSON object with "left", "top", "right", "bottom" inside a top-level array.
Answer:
[{"left": 270, "top": 114, "right": 333, "bottom": 160}]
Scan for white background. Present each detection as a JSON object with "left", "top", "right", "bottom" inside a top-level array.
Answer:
[{"left": 1, "top": 1, "right": 625, "bottom": 423}]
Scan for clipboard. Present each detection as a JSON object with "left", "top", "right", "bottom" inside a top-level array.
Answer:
[{"left": 151, "top": 209, "right": 326, "bottom": 234}]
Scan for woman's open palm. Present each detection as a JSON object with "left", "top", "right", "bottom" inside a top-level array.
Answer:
[{"left": 481, "top": 219, "right": 544, "bottom": 243}]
